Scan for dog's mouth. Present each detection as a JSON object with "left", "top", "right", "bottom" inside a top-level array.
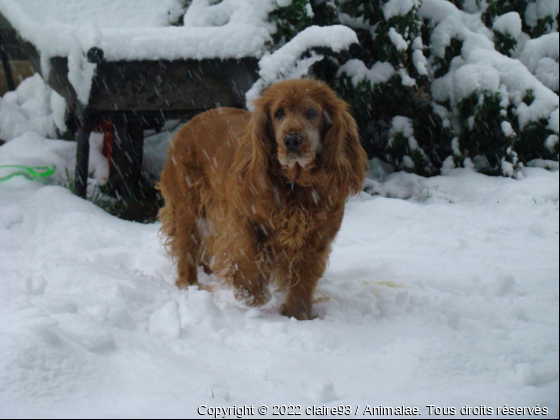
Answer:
[
  {"left": 279, "top": 154, "right": 314, "bottom": 169},
  {"left": 279, "top": 154, "right": 316, "bottom": 184}
]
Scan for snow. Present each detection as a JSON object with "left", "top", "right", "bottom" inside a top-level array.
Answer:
[
  {"left": 0, "top": 0, "right": 278, "bottom": 104},
  {"left": 537, "top": 0, "right": 560, "bottom": 19},
  {"left": 2, "top": 0, "right": 359, "bottom": 107},
  {"left": 0, "top": 0, "right": 275, "bottom": 61},
  {"left": 440, "top": 155, "right": 456, "bottom": 175},
  {"left": 88, "top": 132, "right": 109, "bottom": 186},
  {"left": 0, "top": 132, "right": 75, "bottom": 183},
  {"left": 550, "top": 109, "right": 560, "bottom": 134},
  {"left": 382, "top": 0, "right": 419, "bottom": 21},
  {"left": 256, "top": 25, "right": 358, "bottom": 84},
  {"left": 450, "top": 63, "right": 501, "bottom": 100},
  {"left": 419, "top": 0, "right": 461, "bottom": 23},
  {"left": 547, "top": 109, "right": 560, "bottom": 153},
  {"left": 526, "top": 0, "right": 559, "bottom": 32},
  {"left": 0, "top": 0, "right": 559, "bottom": 415},
  {"left": 390, "top": 116, "right": 415, "bottom": 140},
  {"left": 425, "top": 0, "right": 559, "bottom": 134},
  {"left": 501, "top": 121, "right": 515, "bottom": 137},
  {"left": 388, "top": 116, "right": 427, "bottom": 167},
  {"left": 398, "top": 69, "right": 416, "bottom": 87},
  {"left": 0, "top": 75, "right": 66, "bottom": 142},
  {"left": 493, "top": 12, "right": 523, "bottom": 39},
  {"left": 534, "top": 57, "right": 560, "bottom": 94},
  {"left": 528, "top": 0, "right": 560, "bottom": 28},
  {"left": 276, "top": 0, "right": 293, "bottom": 7},
  {"left": 388, "top": 27, "right": 409, "bottom": 52},
  {"left": 246, "top": 25, "right": 358, "bottom": 107},
  {"left": 1, "top": 128, "right": 558, "bottom": 416},
  {"left": 519, "top": 33, "right": 560, "bottom": 93},
  {"left": 525, "top": 2, "right": 539, "bottom": 28},
  {"left": 305, "top": 3, "right": 314, "bottom": 18},
  {"left": 546, "top": 135, "right": 559, "bottom": 153},
  {"left": 412, "top": 37, "right": 429, "bottom": 76},
  {"left": 338, "top": 60, "right": 395, "bottom": 88}
]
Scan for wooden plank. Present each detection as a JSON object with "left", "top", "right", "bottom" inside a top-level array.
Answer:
[
  {"left": 90, "top": 58, "right": 258, "bottom": 112},
  {"left": 44, "top": 56, "right": 258, "bottom": 114}
]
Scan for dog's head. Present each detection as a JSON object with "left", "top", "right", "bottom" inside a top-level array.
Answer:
[
  {"left": 238, "top": 79, "right": 367, "bottom": 199},
  {"left": 264, "top": 81, "right": 328, "bottom": 183}
]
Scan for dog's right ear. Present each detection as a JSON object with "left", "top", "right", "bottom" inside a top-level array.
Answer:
[{"left": 232, "top": 97, "right": 273, "bottom": 193}]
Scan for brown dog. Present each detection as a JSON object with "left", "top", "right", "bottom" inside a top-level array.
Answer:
[{"left": 158, "top": 78, "right": 367, "bottom": 320}]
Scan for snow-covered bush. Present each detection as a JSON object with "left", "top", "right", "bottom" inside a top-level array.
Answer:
[
  {"left": 269, "top": 0, "right": 559, "bottom": 177},
  {"left": 2, "top": 0, "right": 557, "bottom": 178}
]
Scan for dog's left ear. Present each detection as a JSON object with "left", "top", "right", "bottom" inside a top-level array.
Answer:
[{"left": 321, "top": 100, "right": 368, "bottom": 198}]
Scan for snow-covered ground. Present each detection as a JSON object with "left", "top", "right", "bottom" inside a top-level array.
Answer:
[{"left": 0, "top": 122, "right": 559, "bottom": 417}]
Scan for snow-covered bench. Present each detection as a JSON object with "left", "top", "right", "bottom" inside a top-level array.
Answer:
[{"left": 0, "top": 0, "right": 360, "bottom": 198}]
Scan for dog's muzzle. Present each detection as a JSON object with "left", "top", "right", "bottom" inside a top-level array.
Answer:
[{"left": 284, "top": 133, "right": 303, "bottom": 152}]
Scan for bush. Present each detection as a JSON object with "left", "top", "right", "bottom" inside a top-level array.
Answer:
[{"left": 268, "top": 0, "right": 559, "bottom": 178}]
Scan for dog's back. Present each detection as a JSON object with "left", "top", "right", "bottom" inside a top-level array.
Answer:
[{"left": 162, "top": 108, "right": 250, "bottom": 199}]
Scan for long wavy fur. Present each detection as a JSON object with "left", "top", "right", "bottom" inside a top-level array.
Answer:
[{"left": 158, "top": 79, "right": 367, "bottom": 320}]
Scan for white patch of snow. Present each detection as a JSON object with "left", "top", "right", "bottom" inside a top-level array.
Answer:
[
  {"left": 305, "top": 3, "right": 314, "bottom": 18},
  {"left": 545, "top": 135, "right": 559, "bottom": 152},
  {"left": 412, "top": 37, "right": 429, "bottom": 76},
  {"left": 276, "top": 0, "right": 293, "bottom": 7},
  {"left": 0, "top": 75, "right": 66, "bottom": 142},
  {"left": 493, "top": 12, "right": 522, "bottom": 39},
  {"left": 388, "top": 27, "right": 409, "bottom": 52},
  {"left": 501, "top": 121, "right": 515, "bottom": 137},
  {"left": 525, "top": 0, "right": 559, "bottom": 31},
  {"left": 50, "top": 92, "right": 67, "bottom": 134},
  {"left": 338, "top": 60, "right": 395, "bottom": 88},
  {"left": 390, "top": 116, "right": 415, "bottom": 140},
  {"left": 440, "top": 155, "right": 456, "bottom": 175},
  {"left": 549, "top": 109, "right": 559, "bottom": 134},
  {"left": 537, "top": 0, "right": 560, "bottom": 24},
  {"left": 0, "top": 127, "right": 559, "bottom": 417},
  {"left": 247, "top": 25, "right": 358, "bottom": 107},
  {"left": 519, "top": 33, "right": 559, "bottom": 93},
  {"left": 524, "top": 2, "right": 538, "bottom": 27},
  {"left": 88, "top": 132, "right": 109, "bottom": 186},
  {"left": 398, "top": 69, "right": 417, "bottom": 87},
  {"left": 383, "top": 0, "right": 418, "bottom": 21}
]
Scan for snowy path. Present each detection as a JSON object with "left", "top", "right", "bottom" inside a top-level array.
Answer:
[{"left": 0, "top": 142, "right": 558, "bottom": 416}]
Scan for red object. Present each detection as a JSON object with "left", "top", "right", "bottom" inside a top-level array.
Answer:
[{"left": 94, "top": 119, "right": 114, "bottom": 171}]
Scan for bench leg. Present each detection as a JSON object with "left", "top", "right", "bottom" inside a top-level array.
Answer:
[
  {"left": 0, "top": 31, "right": 15, "bottom": 92},
  {"left": 74, "top": 108, "right": 94, "bottom": 198}
]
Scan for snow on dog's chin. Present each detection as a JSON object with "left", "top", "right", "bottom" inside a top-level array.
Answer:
[{"left": 279, "top": 155, "right": 317, "bottom": 185}]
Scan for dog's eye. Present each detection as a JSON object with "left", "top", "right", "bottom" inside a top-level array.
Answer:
[
  {"left": 275, "top": 108, "right": 285, "bottom": 120},
  {"left": 305, "top": 108, "right": 318, "bottom": 120}
]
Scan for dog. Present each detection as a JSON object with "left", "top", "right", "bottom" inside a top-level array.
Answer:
[{"left": 158, "top": 78, "right": 368, "bottom": 320}]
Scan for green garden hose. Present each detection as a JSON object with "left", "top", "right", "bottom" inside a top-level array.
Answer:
[{"left": 0, "top": 165, "right": 56, "bottom": 183}]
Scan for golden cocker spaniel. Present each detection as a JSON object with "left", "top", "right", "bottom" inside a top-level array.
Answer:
[{"left": 159, "top": 78, "right": 368, "bottom": 320}]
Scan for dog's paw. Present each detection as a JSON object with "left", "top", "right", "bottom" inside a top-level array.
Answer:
[
  {"left": 280, "top": 303, "right": 317, "bottom": 321},
  {"left": 234, "top": 286, "right": 271, "bottom": 308},
  {"left": 175, "top": 279, "right": 197, "bottom": 290}
]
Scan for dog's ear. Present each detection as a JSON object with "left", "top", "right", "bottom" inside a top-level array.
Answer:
[
  {"left": 321, "top": 98, "right": 368, "bottom": 200},
  {"left": 232, "top": 97, "right": 273, "bottom": 193}
]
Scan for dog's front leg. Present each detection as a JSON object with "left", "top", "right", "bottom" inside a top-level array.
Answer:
[
  {"left": 280, "top": 251, "right": 329, "bottom": 321},
  {"left": 211, "top": 215, "right": 270, "bottom": 307}
]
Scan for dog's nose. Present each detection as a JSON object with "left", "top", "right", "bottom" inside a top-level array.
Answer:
[{"left": 284, "top": 133, "right": 302, "bottom": 152}]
